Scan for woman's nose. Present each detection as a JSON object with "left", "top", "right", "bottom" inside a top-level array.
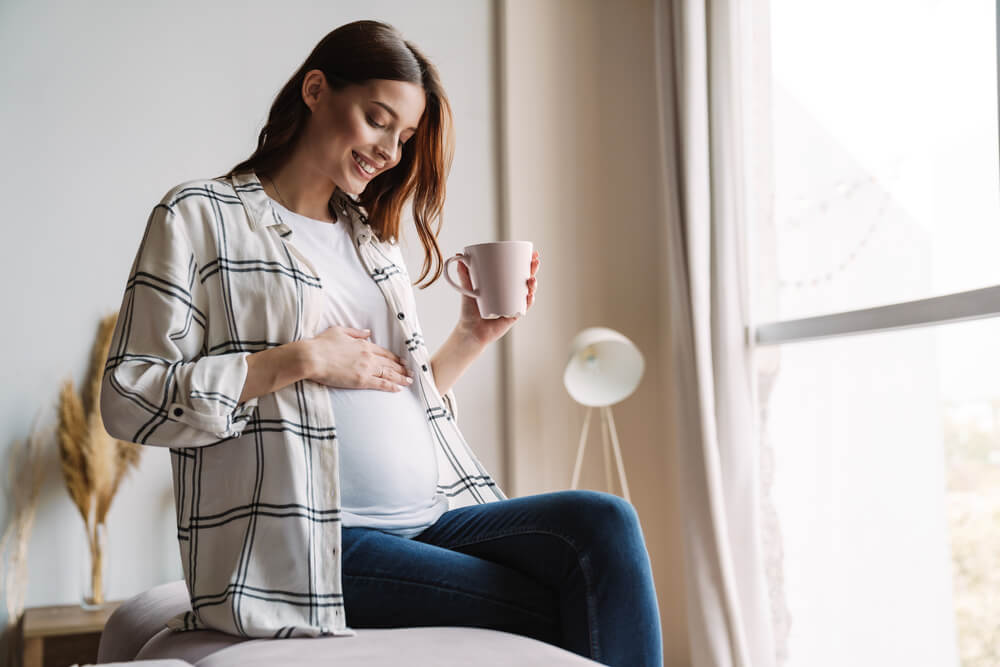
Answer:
[{"left": 375, "top": 142, "right": 396, "bottom": 165}]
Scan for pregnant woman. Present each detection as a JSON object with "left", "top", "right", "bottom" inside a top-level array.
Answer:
[{"left": 100, "top": 19, "right": 662, "bottom": 666}]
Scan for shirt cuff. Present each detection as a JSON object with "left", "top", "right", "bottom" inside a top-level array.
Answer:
[{"left": 167, "top": 351, "right": 259, "bottom": 439}]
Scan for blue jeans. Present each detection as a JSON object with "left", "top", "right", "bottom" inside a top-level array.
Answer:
[{"left": 340, "top": 489, "right": 663, "bottom": 666}]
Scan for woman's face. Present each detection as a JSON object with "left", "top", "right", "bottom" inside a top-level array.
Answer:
[{"left": 302, "top": 72, "right": 426, "bottom": 196}]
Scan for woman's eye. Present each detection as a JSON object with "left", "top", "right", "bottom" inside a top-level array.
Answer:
[{"left": 367, "top": 113, "right": 406, "bottom": 149}]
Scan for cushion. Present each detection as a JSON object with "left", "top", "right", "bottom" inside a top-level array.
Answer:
[
  {"left": 88, "top": 662, "right": 192, "bottom": 667},
  {"left": 98, "top": 580, "right": 600, "bottom": 666}
]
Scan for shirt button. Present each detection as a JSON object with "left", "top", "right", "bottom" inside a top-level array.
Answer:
[
  {"left": 421, "top": 364, "right": 428, "bottom": 371},
  {"left": 397, "top": 312, "right": 405, "bottom": 320},
  {"left": 173, "top": 407, "right": 184, "bottom": 417}
]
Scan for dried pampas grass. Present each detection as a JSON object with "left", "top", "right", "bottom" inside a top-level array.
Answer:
[
  {"left": 57, "top": 312, "right": 142, "bottom": 606},
  {"left": 0, "top": 411, "right": 49, "bottom": 623}
]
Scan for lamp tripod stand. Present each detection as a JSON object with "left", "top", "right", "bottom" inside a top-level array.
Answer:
[{"left": 569, "top": 404, "right": 631, "bottom": 503}]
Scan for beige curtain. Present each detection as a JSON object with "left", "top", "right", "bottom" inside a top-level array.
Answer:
[{"left": 653, "top": 1, "right": 778, "bottom": 665}]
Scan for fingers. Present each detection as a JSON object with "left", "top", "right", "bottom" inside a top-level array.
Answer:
[
  {"left": 373, "top": 365, "right": 414, "bottom": 392},
  {"left": 457, "top": 261, "right": 473, "bottom": 288},
  {"left": 345, "top": 326, "right": 371, "bottom": 338},
  {"left": 381, "top": 366, "right": 415, "bottom": 392},
  {"left": 370, "top": 343, "right": 408, "bottom": 369},
  {"left": 366, "top": 344, "right": 414, "bottom": 391}
]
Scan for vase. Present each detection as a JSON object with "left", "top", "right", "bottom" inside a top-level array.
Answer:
[{"left": 80, "top": 520, "right": 108, "bottom": 610}]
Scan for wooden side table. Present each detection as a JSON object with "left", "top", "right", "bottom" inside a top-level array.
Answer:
[{"left": 18, "top": 601, "right": 122, "bottom": 667}]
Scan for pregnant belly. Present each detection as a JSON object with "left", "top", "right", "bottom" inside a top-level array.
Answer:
[{"left": 327, "top": 384, "right": 440, "bottom": 510}]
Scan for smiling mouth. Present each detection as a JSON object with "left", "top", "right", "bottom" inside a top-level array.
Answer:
[{"left": 352, "top": 151, "right": 378, "bottom": 177}]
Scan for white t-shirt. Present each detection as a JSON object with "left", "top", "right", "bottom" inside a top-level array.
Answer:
[{"left": 268, "top": 197, "right": 448, "bottom": 538}]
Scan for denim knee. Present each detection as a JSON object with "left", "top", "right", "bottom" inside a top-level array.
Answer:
[{"left": 554, "top": 490, "right": 642, "bottom": 545}]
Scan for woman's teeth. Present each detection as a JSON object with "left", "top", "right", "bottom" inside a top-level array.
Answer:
[{"left": 353, "top": 151, "right": 375, "bottom": 175}]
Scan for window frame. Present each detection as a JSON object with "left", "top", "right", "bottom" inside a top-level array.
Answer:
[{"left": 752, "top": 0, "right": 1000, "bottom": 348}]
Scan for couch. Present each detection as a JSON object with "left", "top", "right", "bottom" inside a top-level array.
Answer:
[{"left": 93, "top": 580, "right": 602, "bottom": 666}]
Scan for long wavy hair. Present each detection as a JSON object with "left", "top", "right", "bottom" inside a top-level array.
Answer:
[{"left": 217, "top": 20, "right": 455, "bottom": 289}]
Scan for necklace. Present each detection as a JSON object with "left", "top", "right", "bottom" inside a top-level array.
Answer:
[
  {"left": 266, "top": 174, "right": 291, "bottom": 210},
  {"left": 266, "top": 174, "right": 336, "bottom": 224}
]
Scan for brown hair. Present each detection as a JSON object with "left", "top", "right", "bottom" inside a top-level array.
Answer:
[{"left": 218, "top": 20, "right": 455, "bottom": 289}]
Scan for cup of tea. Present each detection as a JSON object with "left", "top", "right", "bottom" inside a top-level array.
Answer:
[{"left": 443, "top": 241, "right": 534, "bottom": 319}]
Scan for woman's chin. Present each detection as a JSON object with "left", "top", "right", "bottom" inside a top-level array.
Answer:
[
  {"left": 335, "top": 178, "right": 363, "bottom": 197},
  {"left": 346, "top": 174, "right": 368, "bottom": 196}
]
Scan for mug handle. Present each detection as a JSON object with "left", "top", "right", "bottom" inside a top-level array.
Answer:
[{"left": 444, "top": 254, "right": 479, "bottom": 298}]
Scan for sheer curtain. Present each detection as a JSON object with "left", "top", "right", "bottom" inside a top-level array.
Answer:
[{"left": 652, "top": 1, "right": 779, "bottom": 665}]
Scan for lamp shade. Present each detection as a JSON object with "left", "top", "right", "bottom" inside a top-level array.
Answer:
[{"left": 563, "top": 327, "right": 644, "bottom": 407}]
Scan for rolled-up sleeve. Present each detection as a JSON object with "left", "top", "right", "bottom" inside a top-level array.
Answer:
[{"left": 101, "top": 199, "right": 258, "bottom": 447}]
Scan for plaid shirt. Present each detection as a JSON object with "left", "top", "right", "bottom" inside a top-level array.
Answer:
[{"left": 101, "top": 170, "right": 507, "bottom": 638}]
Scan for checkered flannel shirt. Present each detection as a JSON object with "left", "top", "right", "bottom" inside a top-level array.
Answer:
[{"left": 101, "top": 169, "right": 507, "bottom": 638}]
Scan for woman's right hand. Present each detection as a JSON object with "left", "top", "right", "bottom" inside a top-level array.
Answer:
[{"left": 303, "top": 325, "right": 414, "bottom": 392}]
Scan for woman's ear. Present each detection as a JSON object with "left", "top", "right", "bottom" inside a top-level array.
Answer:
[{"left": 301, "top": 70, "right": 325, "bottom": 112}]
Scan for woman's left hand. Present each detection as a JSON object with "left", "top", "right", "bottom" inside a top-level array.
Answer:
[{"left": 455, "top": 250, "right": 539, "bottom": 347}]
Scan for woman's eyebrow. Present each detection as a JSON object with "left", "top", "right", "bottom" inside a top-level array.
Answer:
[{"left": 372, "top": 100, "right": 417, "bottom": 132}]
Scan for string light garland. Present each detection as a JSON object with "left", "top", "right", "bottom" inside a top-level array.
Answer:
[{"left": 777, "top": 173, "right": 895, "bottom": 289}]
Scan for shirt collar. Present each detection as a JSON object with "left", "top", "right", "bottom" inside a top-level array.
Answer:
[{"left": 228, "top": 169, "right": 375, "bottom": 247}]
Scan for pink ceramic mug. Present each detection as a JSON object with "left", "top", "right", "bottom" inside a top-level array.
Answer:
[{"left": 443, "top": 241, "right": 534, "bottom": 319}]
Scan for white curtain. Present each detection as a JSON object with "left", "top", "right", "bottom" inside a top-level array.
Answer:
[{"left": 653, "top": 1, "right": 778, "bottom": 665}]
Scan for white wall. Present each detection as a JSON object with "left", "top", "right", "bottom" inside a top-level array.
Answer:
[
  {"left": 1, "top": 2, "right": 691, "bottom": 664},
  {"left": 0, "top": 0, "right": 500, "bottom": 636}
]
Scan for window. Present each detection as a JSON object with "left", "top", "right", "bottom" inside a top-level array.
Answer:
[{"left": 753, "top": 2, "right": 1000, "bottom": 665}]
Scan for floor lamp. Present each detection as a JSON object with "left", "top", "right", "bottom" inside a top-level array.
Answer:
[{"left": 564, "top": 327, "right": 645, "bottom": 503}]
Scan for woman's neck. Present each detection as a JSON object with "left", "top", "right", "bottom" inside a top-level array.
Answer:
[{"left": 260, "top": 161, "right": 338, "bottom": 224}]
